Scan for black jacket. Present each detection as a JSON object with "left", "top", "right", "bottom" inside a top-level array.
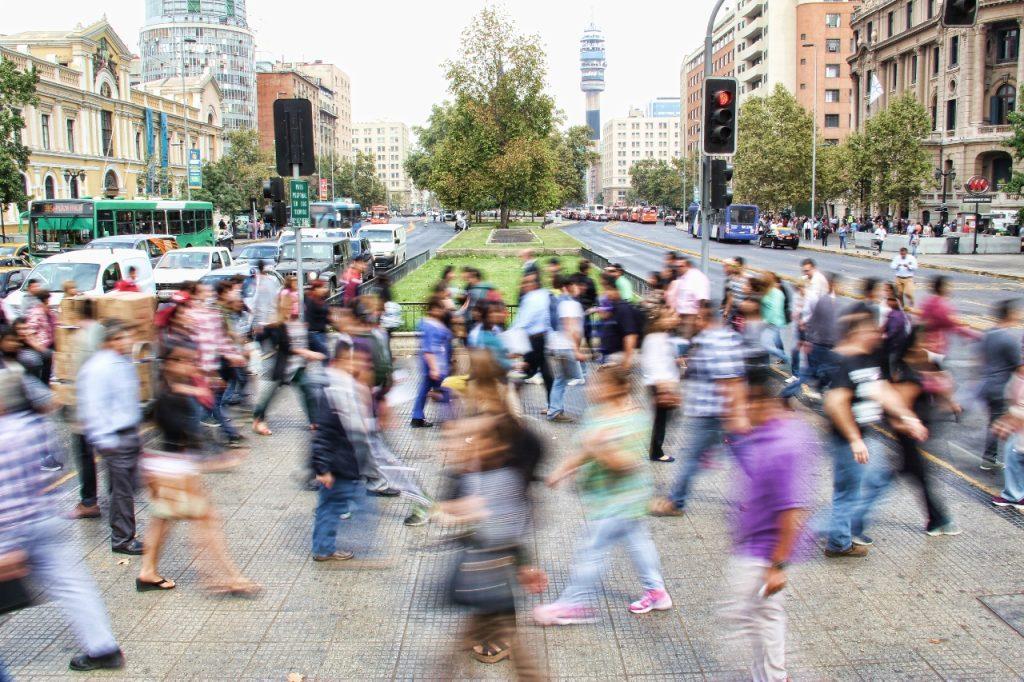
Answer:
[{"left": 309, "top": 390, "right": 361, "bottom": 481}]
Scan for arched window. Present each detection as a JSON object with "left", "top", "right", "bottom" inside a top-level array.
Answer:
[
  {"left": 44, "top": 175, "right": 55, "bottom": 199},
  {"left": 991, "top": 84, "right": 1017, "bottom": 125},
  {"left": 69, "top": 175, "right": 79, "bottom": 199},
  {"left": 103, "top": 170, "right": 119, "bottom": 196}
]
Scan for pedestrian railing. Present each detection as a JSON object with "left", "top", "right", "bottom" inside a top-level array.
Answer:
[
  {"left": 579, "top": 247, "right": 652, "bottom": 297},
  {"left": 392, "top": 302, "right": 520, "bottom": 332},
  {"left": 326, "top": 248, "right": 435, "bottom": 305}
]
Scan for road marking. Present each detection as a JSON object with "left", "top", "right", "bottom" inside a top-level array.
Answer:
[{"left": 43, "top": 470, "right": 77, "bottom": 493}]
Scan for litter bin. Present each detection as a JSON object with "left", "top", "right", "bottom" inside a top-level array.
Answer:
[{"left": 946, "top": 236, "right": 960, "bottom": 254}]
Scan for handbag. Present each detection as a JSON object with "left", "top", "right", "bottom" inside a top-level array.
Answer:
[
  {"left": 141, "top": 451, "right": 209, "bottom": 520},
  {"left": 449, "top": 542, "right": 518, "bottom": 612}
]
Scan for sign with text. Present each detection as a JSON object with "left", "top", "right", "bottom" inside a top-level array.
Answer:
[
  {"left": 290, "top": 179, "right": 310, "bottom": 226},
  {"left": 187, "top": 148, "right": 202, "bottom": 189},
  {"left": 319, "top": 177, "right": 329, "bottom": 200}
]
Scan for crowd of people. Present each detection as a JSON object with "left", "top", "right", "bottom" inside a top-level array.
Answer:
[{"left": 0, "top": 239, "right": 1021, "bottom": 680}]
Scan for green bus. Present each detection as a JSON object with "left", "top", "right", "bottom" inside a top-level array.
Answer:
[{"left": 27, "top": 198, "right": 215, "bottom": 258}]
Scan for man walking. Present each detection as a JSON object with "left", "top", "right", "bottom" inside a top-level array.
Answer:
[
  {"left": 514, "top": 273, "right": 554, "bottom": 407},
  {"left": 77, "top": 320, "right": 144, "bottom": 555},
  {"left": 979, "top": 300, "right": 1022, "bottom": 470},
  {"left": 666, "top": 256, "right": 710, "bottom": 338},
  {"left": 546, "top": 275, "right": 586, "bottom": 423},
  {"left": 890, "top": 246, "right": 918, "bottom": 309}
]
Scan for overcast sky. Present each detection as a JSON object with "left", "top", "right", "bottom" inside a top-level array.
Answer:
[{"left": 3, "top": 0, "right": 722, "bottom": 136}]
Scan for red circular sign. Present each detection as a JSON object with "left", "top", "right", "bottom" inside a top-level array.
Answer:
[{"left": 965, "top": 175, "right": 990, "bottom": 195}]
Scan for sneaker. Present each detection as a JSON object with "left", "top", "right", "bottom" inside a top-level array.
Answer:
[
  {"left": 340, "top": 511, "right": 352, "bottom": 520},
  {"left": 979, "top": 460, "right": 1002, "bottom": 471},
  {"left": 532, "top": 602, "right": 598, "bottom": 626},
  {"left": 404, "top": 507, "right": 431, "bottom": 527},
  {"left": 201, "top": 417, "right": 219, "bottom": 428},
  {"left": 525, "top": 374, "right": 544, "bottom": 385},
  {"left": 628, "top": 589, "right": 673, "bottom": 614},
  {"left": 824, "top": 545, "right": 869, "bottom": 558},
  {"left": 925, "top": 522, "right": 962, "bottom": 537},
  {"left": 226, "top": 436, "right": 246, "bottom": 449},
  {"left": 992, "top": 495, "right": 1024, "bottom": 510},
  {"left": 312, "top": 551, "right": 354, "bottom": 562},
  {"left": 549, "top": 413, "right": 575, "bottom": 423},
  {"left": 369, "top": 487, "right": 401, "bottom": 497},
  {"left": 40, "top": 456, "right": 63, "bottom": 472},
  {"left": 410, "top": 418, "right": 434, "bottom": 428},
  {"left": 568, "top": 378, "right": 585, "bottom": 387},
  {"left": 69, "top": 649, "right": 125, "bottom": 672},
  {"left": 851, "top": 535, "right": 874, "bottom": 547}
]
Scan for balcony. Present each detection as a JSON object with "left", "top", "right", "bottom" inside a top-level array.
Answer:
[{"left": 740, "top": 13, "right": 766, "bottom": 43}]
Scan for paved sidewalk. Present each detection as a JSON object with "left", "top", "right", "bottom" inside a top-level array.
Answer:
[
  {"left": 800, "top": 240, "right": 1024, "bottom": 280},
  {"left": 2, "top": 362, "right": 1024, "bottom": 679}
]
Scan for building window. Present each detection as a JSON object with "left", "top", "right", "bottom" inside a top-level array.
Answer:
[
  {"left": 911, "top": 54, "right": 919, "bottom": 83},
  {"left": 946, "top": 98, "right": 957, "bottom": 130},
  {"left": 948, "top": 35, "right": 959, "bottom": 66},
  {"left": 187, "top": 0, "right": 200, "bottom": 11},
  {"left": 66, "top": 119, "right": 75, "bottom": 153},
  {"left": 100, "top": 110, "right": 114, "bottom": 157},
  {"left": 887, "top": 12, "right": 895, "bottom": 37},
  {"left": 825, "top": 13, "right": 841, "bottom": 28},
  {"left": 867, "top": 22, "right": 874, "bottom": 43},
  {"left": 927, "top": 0, "right": 935, "bottom": 18},
  {"left": 993, "top": 25, "right": 1020, "bottom": 63},
  {"left": 906, "top": 1, "right": 914, "bottom": 29},
  {"left": 825, "top": 89, "right": 840, "bottom": 103},
  {"left": 932, "top": 46, "right": 940, "bottom": 74},
  {"left": 825, "top": 64, "right": 840, "bottom": 78},
  {"left": 891, "top": 63, "right": 898, "bottom": 88},
  {"left": 826, "top": 39, "right": 840, "bottom": 53},
  {"left": 40, "top": 114, "right": 50, "bottom": 150},
  {"left": 931, "top": 95, "right": 938, "bottom": 129},
  {"left": 824, "top": 114, "right": 840, "bottom": 128},
  {"left": 991, "top": 83, "right": 1017, "bottom": 125},
  {"left": 853, "top": 30, "right": 860, "bottom": 49},
  {"left": 44, "top": 176, "right": 55, "bottom": 199}
]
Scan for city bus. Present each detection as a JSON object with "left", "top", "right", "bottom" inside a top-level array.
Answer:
[
  {"left": 310, "top": 199, "right": 363, "bottom": 232},
  {"left": 27, "top": 198, "right": 214, "bottom": 258},
  {"left": 710, "top": 204, "right": 760, "bottom": 243},
  {"left": 369, "top": 204, "right": 390, "bottom": 224}
]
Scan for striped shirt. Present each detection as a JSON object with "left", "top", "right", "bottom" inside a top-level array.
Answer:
[{"left": 0, "top": 411, "right": 57, "bottom": 554}]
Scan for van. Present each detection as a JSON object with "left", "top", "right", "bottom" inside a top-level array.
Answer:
[
  {"left": 359, "top": 223, "right": 408, "bottom": 270},
  {"left": 2, "top": 249, "right": 155, "bottom": 320}
]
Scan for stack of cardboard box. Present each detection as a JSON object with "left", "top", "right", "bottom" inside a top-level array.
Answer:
[{"left": 52, "top": 292, "right": 158, "bottom": 405}]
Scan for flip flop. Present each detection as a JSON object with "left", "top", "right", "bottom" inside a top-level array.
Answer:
[
  {"left": 471, "top": 640, "right": 511, "bottom": 664},
  {"left": 135, "top": 577, "right": 176, "bottom": 592}
]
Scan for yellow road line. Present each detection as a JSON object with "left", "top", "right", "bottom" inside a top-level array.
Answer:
[
  {"left": 872, "top": 425, "right": 999, "bottom": 497},
  {"left": 43, "top": 470, "right": 77, "bottom": 493}
]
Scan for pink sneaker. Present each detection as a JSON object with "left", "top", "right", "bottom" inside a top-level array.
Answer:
[
  {"left": 532, "top": 602, "right": 598, "bottom": 626},
  {"left": 628, "top": 589, "right": 673, "bottom": 614}
]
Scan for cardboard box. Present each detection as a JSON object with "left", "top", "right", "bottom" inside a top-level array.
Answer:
[
  {"left": 96, "top": 293, "right": 156, "bottom": 325},
  {"left": 135, "top": 361, "right": 155, "bottom": 402},
  {"left": 54, "top": 325, "right": 81, "bottom": 353},
  {"left": 53, "top": 351, "right": 75, "bottom": 382},
  {"left": 59, "top": 296, "right": 91, "bottom": 326},
  {"left": 52, "top": 381, "right": 76, "bottom": 408}
]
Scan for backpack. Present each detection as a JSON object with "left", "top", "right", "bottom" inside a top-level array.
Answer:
[{"left": 548, "top": 292, "right": 563, "bottom": 332}]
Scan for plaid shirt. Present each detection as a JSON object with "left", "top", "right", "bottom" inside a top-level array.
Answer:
[
  {"left": 188, "top": 302, "right": 238, "bottom": 374},
  {"left": 0, "top": 411, "right": 57, "bottom": 554},
  {"left": 683, "top": 325, "right": 746, "bottom": 418}
]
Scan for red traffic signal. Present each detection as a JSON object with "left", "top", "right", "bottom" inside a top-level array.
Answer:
[
  {"left": 703, "top": 77, "right": 738, "bottom": 156},
  {"left": 713, "top": 90, "right": 733, "bottom": 108}
]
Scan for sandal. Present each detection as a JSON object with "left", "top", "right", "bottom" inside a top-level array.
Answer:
[
  {"left": 135, "top": 576, "right": 176, "bottom": 592},
  {"left": 651, "top": 455, "right": 676, "bottom": 463},
  {"left": 252, "top": 420, "right": 272, "bottom": 436},
  {"left": 209, "top": 579, "right": 262, "bottom": 598},
  {"left": 471, "top": 640, "right": 511, "bottom": 664}
]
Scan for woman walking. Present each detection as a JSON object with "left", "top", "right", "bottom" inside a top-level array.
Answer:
[{"left": 641, "top": 311, "right": 679, "bottom": 462}]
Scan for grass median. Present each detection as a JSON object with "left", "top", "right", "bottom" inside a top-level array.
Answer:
[
  {"left": 439, "top": 225, "right": 582, "bottom": 251},
  {"left": 392, "top": 254, "right": 589, "bottom": 302}
]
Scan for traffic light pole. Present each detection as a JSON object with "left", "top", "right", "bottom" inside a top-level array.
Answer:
[
  {"left": 700, "top": 0, "right": 729, "bottom": 276},
  {"left": 293, "top": 163, "right": 305, "bottom": 322}
]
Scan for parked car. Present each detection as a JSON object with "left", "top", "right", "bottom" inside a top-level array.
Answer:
[
  {"left": 153, "top": 246, "right": 233, "bottom": 300},
  {"left": 0, "top": 242, "right": 32, "bottom": 267},
  {"left": 276, "top": 228, "right": 329, "bottom": 244},
  {"left": 234, "top": 241, "right": 281, "bottom": 267},
  {"left": 274, "top": 238, "right": 351, "bottom": 292},
  {"left": 3, "top": 249, "right": 156, "bottom": 320},
  {"left": 360, "top": 224, "right": 408, "bottom": 270},
  {"left": 758, "top": 226, "right": 800, "bottom": 249},
  {"left": 85, "top": 234, "right": 176, "bottom": 265},
  {"left": 199, "top": 264, "right": 284, "bottom": 336},
  {"left": 0, "top": 266, "right": 30, "bottom": 300},
  {"left": 663, "top": 214, "right": 677, "bottom": 226},
  {"left": 348, "top": 236, "right": 375, "bottom": 278},
  {"left": 442, "top": 211, "right": 455, "bottom": 221}
]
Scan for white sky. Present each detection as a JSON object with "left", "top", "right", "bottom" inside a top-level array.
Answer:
[{"left": 3, "top": 0, "right": 722, "bottom": 135}]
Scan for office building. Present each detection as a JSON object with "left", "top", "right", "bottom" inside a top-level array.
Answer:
[
  {"left": 351, "top": 120, "right": 413, "bottom": 211},
  {"left": 600, "top": 108, "right": 681, "bottom": 206}
]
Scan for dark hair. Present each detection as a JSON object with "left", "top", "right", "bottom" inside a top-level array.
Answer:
[
  {"left": 215, "top": 279, "right": 235, "bottom": 297},
  {"left": 27, "top": 278, "right": 39, "bottom": 287},
  {"left": 180, "top": 281, "right": 199, "bottom": 295},
  {"left": 733, "top": 256, "right": 745, "bottom": 267},
  {"left": 861, "top": 276, "right": 879, "bottom": 297},
  {"left": 931, "top": 275, "right": 949, "bottom": 294},
  {"left": 995, "top": 299, "right": 1018, "bottom": 322},
  {"left": 838, "top": 311, "right": 876, "bottom": 338},
  {"left": 128, "top": 265, "right": 138, "bottom": 275},
  {"left": 599, "top": 272, "right": 617, "bottom": 289},
  {"left": 578, "top": 260, "right": 591, "bottom": 274},
  {"left": 547, "top": 257, "right": 561, "bottom": 266},
  {"left": 441, "top": 265, "right": 455, "bottom": 279},
  {"left": 426, "top": 294, "right": 445, "bottom": 313},
  {"left": 800, "top": 258, "right": 816, "bottom": 268}
]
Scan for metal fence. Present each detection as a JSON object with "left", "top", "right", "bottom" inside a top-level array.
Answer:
[
  {"left": 579, "top": 247, "right": 652, "bottom": 297},
  {"left": 326, "top": 248, "right": 435, "bottom": 304},
  {"left": 390, "top": 302, "right": 520, "bottom": 332}
]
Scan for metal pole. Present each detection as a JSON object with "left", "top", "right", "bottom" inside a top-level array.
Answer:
[
  {"left": 700, "top": 0, "right": 729, "bottom": 275},
  {"left": 293, "top": 163, "right": 305, "bottom": 321},
  {"left": 181, "top": 37, "right": 191, "bottom": 201},
  {"left": 973, "top": 202, "right": 980, "bottom": 254}
]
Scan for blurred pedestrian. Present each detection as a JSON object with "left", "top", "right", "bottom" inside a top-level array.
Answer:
[
  {"left": 67, "top": 299, "right": 105, "bottom": 519},
  {"left": 978, "top": 300, "right": 1021, "bottom": 471},
  {"left": 411, "top": 296, "right": 453, "bottom": 428},
  {"left": 641, "top": 310, "right": 680, "bottom": 462},
  {"left": 919, "top": 275, "right": 980, "bottom": 359},
  {"left": 546, "top": 275, "right": 585, "bottom": 423},
  {"left": 512, "top": 273, "right": 553, "bottom": 407},
  {"left": 992, "top": 361, "right": 1024, "bottom": 509}
]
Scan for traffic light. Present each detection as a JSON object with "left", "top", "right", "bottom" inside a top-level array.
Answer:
[
  {"left": 710, "top": 159, "right": 734, "bottom": 210},
  {"left": 262, "top": 177, "right": 286, "bottom": 226},
  {"left": 941, "top": 0, "right": 977, "bottom": 26},
  {"left": 262, "top": 177, "right": 284, "bottom": 202},
  {"left": 702, "top": 77, "right": 738, "bottom": 156}
]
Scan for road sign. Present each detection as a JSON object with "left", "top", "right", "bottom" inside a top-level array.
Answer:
[
  {"left": 962, "top": 195, "right": 993, "bottom": 204},
  {"left": 187, "top": 148, "right": 202, "bottom": 189},
  {"left": 319, "top": 178, "right": 329, "bottom": 200},
  {"left": 290, "top": 179, "right": 310, "bottom": 226},
  {"left": 961, "top": 199, "right": 993, "bottom": 213},
  {"left": 965, "top": 175, "right": 990, "bottom": 195}
]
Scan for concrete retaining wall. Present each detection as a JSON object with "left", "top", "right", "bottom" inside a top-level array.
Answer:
[{"left": 851, "top": 232, "right": 1022, "bottom": 255}]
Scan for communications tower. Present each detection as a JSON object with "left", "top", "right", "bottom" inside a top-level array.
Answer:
[{"left": 580, "top": 21, "right": 606, "bottom": 204}]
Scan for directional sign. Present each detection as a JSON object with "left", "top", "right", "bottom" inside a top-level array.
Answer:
[
  {"left": 962, "top": 195, "right": 993, "bottom": 203},
  {"left": 187, "top": 148, "right": 202, "bottom": 189},
  {"left": 290, "top": 179, "right": 310, "bottom": 226}
]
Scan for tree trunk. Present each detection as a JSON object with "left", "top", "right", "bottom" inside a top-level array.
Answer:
[{"left": 499, "top": 204, "right": 510, "bottom": 229}]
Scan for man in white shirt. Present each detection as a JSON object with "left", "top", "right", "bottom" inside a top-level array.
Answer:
[
  {"left": 666, "top": 257, "right": 710, "bottom": 338},
  {"left": 546, "top": 276, "right": 585, "bottom": 422},
  {"left": 890, "top": 246, "right": 918, "bottom": 308},
  {"left": 872, "top": 224, "right": 887, "bottom": 253},
  {"left": 799, "top": 258, "right": 831, "bottom": 327}
]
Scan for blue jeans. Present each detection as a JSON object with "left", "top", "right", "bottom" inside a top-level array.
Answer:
[
  {"left": 412, "top": 373, "right": 447, "bottom": 421},
  {"left": 670, "top": 416, "right": 727, "bottom": 509},
  {"left": 802, "top": 344, "right": 836, "bottom": 391},
  {"left": 308, "top": 330, "right": 329, "bottom": 358},
  {"left": 547, "top": 350, "right": 582, "bottom": 418},
  {"left": 759, "top": 326, "right": 790, "bottom": 371},
  {"left": 206, "top": 387, "right": 240, "bottom": 439},
  {"left": 1001, "top": 434, "right": 1024, "bottom": 502},
  {"left": 22, "top": 516, "right": 120, "bottom": 656},
  {"left": 826, "top": 434, "right": 892, "bottom": 551},
  {"left": 311, "top": 479, "right": 378, "bottom": 557},
  {"left": 556, "top": 516, "right": 665, "bottom": 607}
]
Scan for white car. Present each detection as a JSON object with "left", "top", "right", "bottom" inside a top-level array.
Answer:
[
  {"left": 2, "top": 249, "right": 155, "bottom": 321},
  {"left": 153, "top": 246, "right": 233, "bottom": 300},
  {"left": 360, "top": 224, "right": 408, "bottom": 270}
]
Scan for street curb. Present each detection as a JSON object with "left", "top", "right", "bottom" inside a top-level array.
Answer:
[{"left": 799, "top": 242, "right": 1024, "bottom": 282}]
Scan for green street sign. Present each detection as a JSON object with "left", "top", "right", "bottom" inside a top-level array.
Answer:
[{"left": 290, "top": 179, "right": 310, "bottom": 226}]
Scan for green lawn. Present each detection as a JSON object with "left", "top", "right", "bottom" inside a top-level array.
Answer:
[
  {"left": 440, "top": 225, "right": 582, "bottom": 251},
  {"left": 393, "top": 254, "right": 588, "bottom": 302}
]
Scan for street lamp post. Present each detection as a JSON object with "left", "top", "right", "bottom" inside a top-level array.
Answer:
[
  {"left": 803, "top": 42, "right": 818, "bottom": 222},
  {"left": 180, "top": 36, "right": 196, "bottom": 201},
  {"left": 934, "top": 148, "right": 956, "bottom": 230}
]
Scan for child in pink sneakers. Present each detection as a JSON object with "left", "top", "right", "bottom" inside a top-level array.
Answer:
[{"left": 534, "top": 364, "right": 672, "bottom": 626}]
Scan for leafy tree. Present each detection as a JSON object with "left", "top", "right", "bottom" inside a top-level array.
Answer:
[
  {"left": 861, "top": 94, "right": 932, "bottom": 215},
  {"left": 628, "top": 158, "right": 683, "bottom": 208},
  {"left": 311, "top": 151, "right": 388, "bottom": 209},
  {"left": 552, "top": 125, "right": 598, "bottom": 207},
  {"left": 677, "top": 156, "right": 699, "bottom": 209},
  {"left": 191, "top": 129, "right": 272, "bottom": 217},
  {"left": 733, "top": 85, "right": 814, "bottom": 212},
  {"left": 0, "top": 57, "right": 39, "bottom": 241},
  {"left": 1003, "top": 86, "right": 1024, "bottom": 195}
]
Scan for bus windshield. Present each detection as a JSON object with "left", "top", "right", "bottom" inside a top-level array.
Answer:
[
  {"left": 157, "top": 251, "right": 210, "bottom": 269},
  {"left": 30, "top": 218, "right": 92, "bottom": 254},
  {"left": 361, "top": 229, "right": 395, "bottom": 243},
  {"left": 27, "top": 262, "right": 100, "bottom": 292},
  {"left": 281, "top": 243, "right": 334, "bottom": 260}
]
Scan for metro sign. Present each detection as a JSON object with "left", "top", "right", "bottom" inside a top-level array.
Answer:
[{"left": 965, "top": 175, "right": 990, "bottom": 195}]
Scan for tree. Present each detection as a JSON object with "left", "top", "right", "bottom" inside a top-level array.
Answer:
[
  {"left": 1003, "top": 86, "right": 1024, "bottom": 195},
  {"left": 552, "top": 125, "right": 598, "bottom": 207},
  {"left": 628, "top": 158, "right": 683, "bottom": 208},
  {"left": 733, "top": 85, "right": 814, "bottom": 212},
  {"left": 192, "top": 129, "right": 272, "bottom": 218},
  {"left": 309, "top": 151, "right": 388, "bottom": 209},
  {"left": 0, "top": 57, "right": 39, "bottom": 241},
  {"left": 676, "top": 156, "right": 699, "bottom": 209},
  {"left": 860, "top": 94, "right": 932, "bottom": 216}
]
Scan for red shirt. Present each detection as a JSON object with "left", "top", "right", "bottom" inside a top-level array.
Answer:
[{"left": 114, "top": 280, "right": 140, "bottom": 292}]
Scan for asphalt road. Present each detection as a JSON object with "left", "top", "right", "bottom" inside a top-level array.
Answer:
[
  {"left": 401, "top": 217, "right": 456, "bottom": 258},
  {"left": 565, "top": 219, "right": 1022, "bottom": 495}
]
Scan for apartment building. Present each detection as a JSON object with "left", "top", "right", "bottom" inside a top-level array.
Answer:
[
  {"left": 600, "top": 108, "right": 682, "bottom": 206},
  {"left": 351, "top": 121, "right": 413, "bottom": 211}
]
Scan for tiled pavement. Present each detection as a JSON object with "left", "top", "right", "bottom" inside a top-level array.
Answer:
[{"left": 3, "top": 359, "right": 1024, "bottom": 680}]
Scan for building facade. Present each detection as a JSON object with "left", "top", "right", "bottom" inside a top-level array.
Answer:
[
  {"left": 680, "top": 9, "right": 736, "bottom": 159},
  {"left": 351, "top": 120, "right": 413, "bottom": 211},
  {"left": 848, "top": 0, "right": 1021, "bottom": 221},
  {"left": 281, "top": 61, "right": 353, "bottom": 161},
  {"left": 138, "top": 0, "right": 256, "bottom": 132},
  {"left": 796, "top": 1, "right": 860, "bottom": 144},
  {"left": 0, "top": 20, "right": 223, "bottom": 226},
  {"left": 255, "top": 68, "right": 333, "bottom": 160},
  {"left": 600, "top": 108, "right": 682, "bottom": 206}
]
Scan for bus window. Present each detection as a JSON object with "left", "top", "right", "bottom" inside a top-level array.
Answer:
[
  {"left": 115, "top": 211, "right": 135, "bottom": 236},
  {"left": 97, "top": 210, "right": 114, "bottom": 237},
  {"left": 167, "top": 210, "right": 183, "bottom": 234},
  {"left": 182, "top": 210, "right": 195, "bottom": 234},
  {"left": 152, "top": 211, "right": 167, "bottom": 233},
  {"left": 135, "top": 210, "right": 154, "bottom": 234}
]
